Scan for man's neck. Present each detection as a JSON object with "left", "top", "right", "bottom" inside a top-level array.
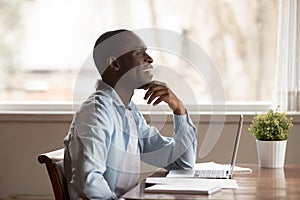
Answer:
[
  {"left": 114, "top": 86, "right": 134, "bottom": 109},
  {"left": 102, "top": 77, "right": 135, "bottom": 109}
]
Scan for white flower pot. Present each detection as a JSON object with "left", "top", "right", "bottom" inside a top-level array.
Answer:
[{"left": 256, "top": 140, "right": 287, "bottom": 168}]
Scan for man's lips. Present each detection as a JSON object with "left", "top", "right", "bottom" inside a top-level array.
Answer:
[
  {"left": 143, "top": 68, "right": 153, "bottom": 73},
  {"left": 142, "top": 64, "right": 153, "bottom": 73}
]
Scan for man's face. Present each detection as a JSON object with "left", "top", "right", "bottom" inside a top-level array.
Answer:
[{"left": 116, "top": 34, "right": 154, "bottom": 88}]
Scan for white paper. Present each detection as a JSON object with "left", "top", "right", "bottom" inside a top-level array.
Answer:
[
  {"left": 194, "top": 162, "right": 252, "bottom": 173},
  {"left": 146, "top": 177, "right": 239, "bottom": 189},
  {"left": 145, "top": 183, "right": 222, "bottom": 195}
]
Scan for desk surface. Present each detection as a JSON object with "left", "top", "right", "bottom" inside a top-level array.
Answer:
[{"left": 122, "top": 164, "right": 300, "bottom": 199}]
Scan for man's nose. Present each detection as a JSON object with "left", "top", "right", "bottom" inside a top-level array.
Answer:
[{"left": 145, "top": 53, "right": 153, "bottom": 63}]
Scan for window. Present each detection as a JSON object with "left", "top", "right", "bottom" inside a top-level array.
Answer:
[{"left": 0, "top": 0, "right": 278, "bottom": 110}]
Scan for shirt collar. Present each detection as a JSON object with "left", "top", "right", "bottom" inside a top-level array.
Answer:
[{"left": 95, "top": 79, "right": 128, "bottom": 108}]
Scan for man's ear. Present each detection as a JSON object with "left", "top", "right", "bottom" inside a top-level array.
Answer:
[{"left": 107, "top": 56, "right": 120, "bottom": 72}]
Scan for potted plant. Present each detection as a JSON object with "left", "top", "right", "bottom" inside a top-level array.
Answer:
[{"left": 248, "top": 107, "right": 293, "bottom": 168}]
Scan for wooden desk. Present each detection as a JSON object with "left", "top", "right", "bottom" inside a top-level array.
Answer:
[{"left": 122, "top": 164, "right": 300, "bottom": 199}]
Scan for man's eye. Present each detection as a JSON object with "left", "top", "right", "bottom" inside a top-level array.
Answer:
[{"left": 136, "top": 50, "right": 143, "bottom": 55}]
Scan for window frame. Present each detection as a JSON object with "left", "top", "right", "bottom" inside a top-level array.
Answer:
[{"left": 0, "top": 100, "right": 272, "bottom": 114}]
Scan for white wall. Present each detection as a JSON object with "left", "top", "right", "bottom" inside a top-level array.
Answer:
[{"left": 0, "top": 113, "right": 299, "bottom": 198}]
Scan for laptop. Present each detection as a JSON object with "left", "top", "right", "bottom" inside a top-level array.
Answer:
[{"left": 168, "top": 114, "right": 244, "bottom": 179}]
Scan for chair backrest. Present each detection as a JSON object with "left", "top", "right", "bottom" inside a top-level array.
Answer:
[{"left": 38, "top": 148, "right": 70, "bottom": 200}]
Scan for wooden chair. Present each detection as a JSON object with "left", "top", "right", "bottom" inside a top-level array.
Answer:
[{"left": 38, "top": 148, "right": 70, "bottom": 200}]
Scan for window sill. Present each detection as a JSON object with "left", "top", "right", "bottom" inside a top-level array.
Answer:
[
  {"left": 0, "top": 101, "right": 272, "bottom": 112},
  {"left": 0, "top": 101, "right": 299, "bottom": 123}
]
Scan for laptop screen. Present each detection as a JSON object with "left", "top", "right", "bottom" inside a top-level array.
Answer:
[{"left": 229, "top": 114, "right": 243, "bottom": 177}]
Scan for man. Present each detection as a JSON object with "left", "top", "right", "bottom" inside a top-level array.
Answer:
[{"left": 63, "top": 29, "right": 197, "bottom": 199}]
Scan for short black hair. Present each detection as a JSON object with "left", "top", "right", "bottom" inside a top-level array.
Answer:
[
  {"left": 93, "top": 29, "right": 130, "bottom": 75},
  {"left": 94, "top": 29, "right": 129, "bottom": 49}
]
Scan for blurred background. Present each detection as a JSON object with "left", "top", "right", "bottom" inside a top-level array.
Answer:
[{"left": 0, "top": 0, "right": 278, "bottom": 105}]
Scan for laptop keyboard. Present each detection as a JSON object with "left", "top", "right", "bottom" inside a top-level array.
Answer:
[{"left": 194, "top": 169, "right": 225, "bottom": 178}]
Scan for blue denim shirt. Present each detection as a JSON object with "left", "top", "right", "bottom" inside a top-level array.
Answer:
[{"left": 63, "top": 80, "right": 197, "bottom": 199}]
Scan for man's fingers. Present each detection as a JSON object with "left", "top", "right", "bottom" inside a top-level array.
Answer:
[
  {"left": 153, "top": 96, "right": 167, "bottom": 105},
  {"left": 142, "top": 81, "right": 166, "bottom": 90},
  {"left": 147, "top": 89, "right": 168, "bottom": 104},
  {"left": 144, "top": 85, "right": 166, "bottom": 100}
]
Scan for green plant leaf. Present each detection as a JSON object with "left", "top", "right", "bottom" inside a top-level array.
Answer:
[{"left": 248, "top": 106, "right": 293, "bottom": 141}]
